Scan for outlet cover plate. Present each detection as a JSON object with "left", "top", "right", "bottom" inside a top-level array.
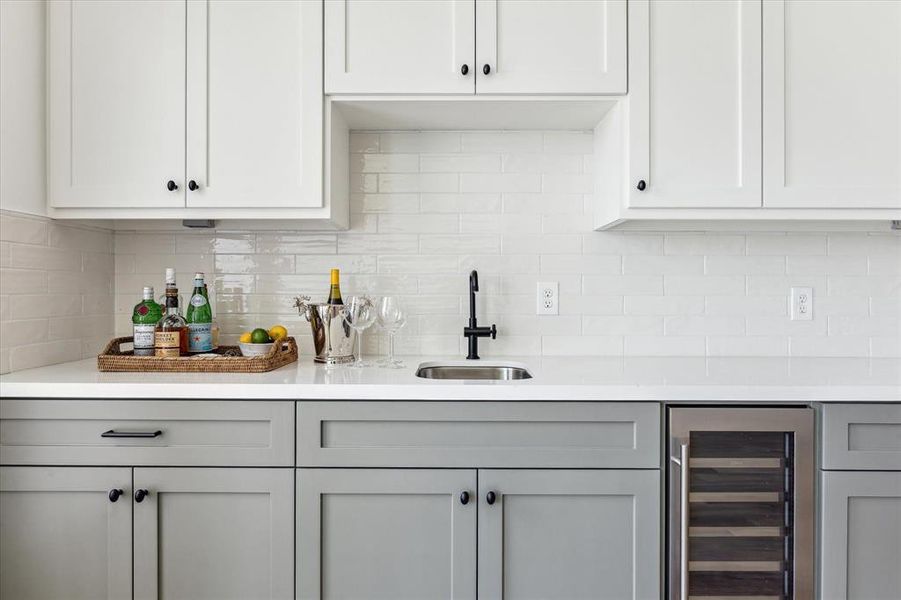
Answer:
[
  {"left": 791, "top": 287, "right": 813, "bottom": 321},
  {"left": 537, "top": 281, "right": 559, "bottom": 315}
]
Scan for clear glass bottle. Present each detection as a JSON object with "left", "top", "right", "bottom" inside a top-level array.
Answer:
[
  {"left": 132, "top": 286, "right": 162, "bottom": 356},
  {"left": 185, "top": 272, "right": 213, "bottom": 353},
  {"left": 155, "top": 286, "right": 188, "bottom": 357}
]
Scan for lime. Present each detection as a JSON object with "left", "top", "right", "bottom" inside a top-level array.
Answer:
[{"left": 251, "top": 328, "right": 271, "bottom": 344}]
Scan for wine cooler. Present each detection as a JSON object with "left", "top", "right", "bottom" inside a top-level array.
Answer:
[{"left": 669, "top": 408, "right": 814, "bottom": 600}]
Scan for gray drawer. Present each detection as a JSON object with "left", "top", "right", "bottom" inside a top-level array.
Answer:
[
  {"left": 297, "top": 401, "right": 660, "bottom": 468},
  {"left": 0, "top": 400, "right": 294, "bottom": 466},
  {"left": 822, "top": 404, "right": 901, "bottom": 470}
]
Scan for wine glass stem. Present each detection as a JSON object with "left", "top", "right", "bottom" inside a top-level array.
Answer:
[
  {"left": 356, "top": 331, "right": 364, "bottom": 367},
  {"left": 388, "top": 332, "right": 395, "bottom": 364}
]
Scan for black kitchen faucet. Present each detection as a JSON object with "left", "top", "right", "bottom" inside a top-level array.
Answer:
[{"left": 463, "top": 270, "right": 497, "bottom": 360}]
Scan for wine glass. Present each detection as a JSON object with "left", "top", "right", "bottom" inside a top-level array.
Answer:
[
  {"left": 376, "top": 296, "right": 407, "bottom": 369},
  {"left": 342, "top": 295, "right": 376, "bottom": 368}
]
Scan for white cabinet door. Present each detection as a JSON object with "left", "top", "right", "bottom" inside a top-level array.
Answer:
[
  {"left": 297, "top": 468, "right": 477, "bottom": 600},
  {"left": 0, "top": 467, "right": 132, "bottom": 600},
  {"left": 47, "top": 0, "right": 185, "bottom": 209},
  {"left": 763, "top": 0, "right": 901, "bottom": 209},
  {"left": 133, "top": 468, "right": 293, "bottom": 600},
  {"left": 186, "top": 0, "right": 322, "bottom": 209},
  {"left": 478, "top": 469, "right": 660, "bottom": 600},
  {"left": 628, "top": 0, "right": 762, "bottom": 208},
  {"left": 821, "top": 471, "right": 901, "bottom": 600},
  {"left": 475, "top": 0, "right": 626, "bottom": 94},
  {"left": 325, "top": 0, "right": 475, "bottom": 94}
]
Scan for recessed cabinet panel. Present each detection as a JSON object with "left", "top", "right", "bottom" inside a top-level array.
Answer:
[
  {"left": 628, "top": 0, "right": 762, "bottom": 208},
  {"left": 821, "top": 404, "right": 901, "bottom": 470},
  {"left": 475, "top": 0, "right": 626, "bottom": 94},
  {"left": 186, "top": 0, "right": 322, "bottom": 209},
  {"left": 763, "top": 0, "right": 901, "bottom": 208},
  {"left": 820, "top": 471, "right": 901, "bottom": 600},
  {"left": 478, "top": 469, "right": 660, "bottom": 600},
  {"left": 325, "top": 0, "right": 475, "bottom": 94},
  {"left": 48, "top": 0, "right": 186, "bottom": 208},
  {"left": 0, "top": 467, "right": 132, "bottom": 600},
  {"left": 297, "top": 468, "right": 477, "bottom": 600},
  {"left": 133, "top": 468, "right": 294, "bottom": 600}
]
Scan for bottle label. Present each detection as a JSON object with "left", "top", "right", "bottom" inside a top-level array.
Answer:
[
  {"left": 133, "top": 324, "right": 155, "bottom": 349},
  {"left": 155, "top": 331, "right": 181, "bottom": 357},
  {"left": 188, "top": 323, "right": 213, "bottom": 353},
  {"left": 190, "top": 294, "right": 207, "bottom": 307}
]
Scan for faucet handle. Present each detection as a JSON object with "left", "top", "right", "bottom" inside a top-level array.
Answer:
[{"left": 490, "top": 324, "right": 497, "bottom": 339}]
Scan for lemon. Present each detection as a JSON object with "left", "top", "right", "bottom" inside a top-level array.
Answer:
[
  {"left": 269, "top": 325, "right": 288, "bottom": 341},
  {"left": 239, "top": 331, "right": 253, "bottom": 344},
  {"left": 251, "top": 328, "right": 271, "bottom": 344}
]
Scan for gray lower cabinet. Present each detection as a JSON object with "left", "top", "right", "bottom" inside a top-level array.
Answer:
[
  {"left": 0, "top": 466, "right": 133, "bottom": 600},
  {"left": 820, "top": 471, "right": 901, "bottom": 600},
  {"left": 134, "top": 467, "right": 294, "bottom": 600},
  {"left": 297, "top": 468, "right": 478, "bottom": 600},
  {"left": 478, "top": 469, "right": 660, "bottom": 600},
  {"left": 297, "top": 467, "right": 660, "bottom": 600}
]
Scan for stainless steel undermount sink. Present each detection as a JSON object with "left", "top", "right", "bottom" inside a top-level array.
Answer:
[{"left": 415, "top": 361, "right": 533, "bottom": 381}]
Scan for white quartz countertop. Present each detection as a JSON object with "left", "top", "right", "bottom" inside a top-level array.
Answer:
[{"left": 0, "top": 356, "right": 898, "bottom": 402}]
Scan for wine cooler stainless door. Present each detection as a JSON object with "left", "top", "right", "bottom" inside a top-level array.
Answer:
[{"left": 669, "top": 408, "right": 814, "bottom": 600}]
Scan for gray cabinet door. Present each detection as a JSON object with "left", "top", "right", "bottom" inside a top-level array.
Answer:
[
  {"left": 821, "top": 471, "right": 901, "bottom": 600},
  {"left": 478, "top": 469, "right": 660, "bottom": 600},
  {"left": 133, "top": 467, "right": 294, "bottom": 600},
  {"left": 0, "top": 466, "right": 132, "bottom": 600},
  {"left": 297, "top": 468, "right": 477, "bottom": 600}
]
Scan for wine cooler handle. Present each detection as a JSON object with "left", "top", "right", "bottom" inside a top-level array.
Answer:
[{"left": 670, "top": 441, "right": 690, "bottom": 600}]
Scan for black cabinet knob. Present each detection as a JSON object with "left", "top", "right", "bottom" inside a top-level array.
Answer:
[
  {"left": 108, "top": 489, "right": 123, "bottom": 503},
  {"left": 460, "top": 491, "right": 470, "bottom": 505},
  {"left": 486, "top": 491, "right": 496, "bottom": 505},
  {"left": 461, "top": 64, "right": 469, "bottom": 76},
  {"left": 188, "top": 180, "right": 199, "bottom": 191},
  {"left": 636, "top": 180, "right": 647, "bottom": 191},
  {"left": 134, "top": 489, "right": 149, "bottom": 503},
  {"left": 482, "top": 64, "right": 491, "bottom": 75},
  {"left": 167, "top": 180, "right": 178, "bottom": 192}
]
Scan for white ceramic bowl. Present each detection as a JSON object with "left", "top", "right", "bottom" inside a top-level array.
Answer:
[{"left": 238, "top": 341, "right": 275, "bottom": 357}]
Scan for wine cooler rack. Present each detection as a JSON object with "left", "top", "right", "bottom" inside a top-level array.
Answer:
[{"left": 669, "top": 408, "right": 814, "bottom": 600}]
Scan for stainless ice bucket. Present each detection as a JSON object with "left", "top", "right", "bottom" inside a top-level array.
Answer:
[{"left": 293, "top": 297, "right": 355, "bottom": 364}]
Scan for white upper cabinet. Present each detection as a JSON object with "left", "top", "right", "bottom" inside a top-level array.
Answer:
[
  {"left": 186, "top": 0, "right": 322, "bottom": 209},
  {"left": 628, "top": 0, "right": 761, "bottom": 208},
  {"left": 475, "top": 0, "right": 626, "bottom": 95},
  {"left": 763, "top": 0, "right": 901, "bottom": 209},
  {"left": 325, "top": 0, "right": 475, "bottom": 94},
  {"left": 48, "top": 0, "right": 186, "bottom": 209}
]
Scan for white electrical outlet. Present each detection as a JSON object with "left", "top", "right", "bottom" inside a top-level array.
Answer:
[
  {"left": 537, "top": 281, "right": 559, "bottom": 315},
  {"left": 791, "top": 287, "right": 813, "bottom": 321}
]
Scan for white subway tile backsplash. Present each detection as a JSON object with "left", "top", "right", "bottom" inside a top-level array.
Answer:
[
  {"left": 420, "top": 193, "right": 501, "bottom": 214},
  {"left": 2, "top": 132, "right": 897, "bottom": 374},
  {"left": 421, "top": 154, "right": 500, "bottom": 173}
]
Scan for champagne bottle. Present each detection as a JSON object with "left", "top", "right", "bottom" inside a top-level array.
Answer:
[
  {"left": 326, "top": 268, "right": 343, "bottom": 305},
  {"left": 185, "top": 272, "right": 213, "bottom": 353}
]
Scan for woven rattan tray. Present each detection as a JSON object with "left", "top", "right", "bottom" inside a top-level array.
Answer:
[{"left": 97, "top": 336, "right": 298, "bottom": 373}]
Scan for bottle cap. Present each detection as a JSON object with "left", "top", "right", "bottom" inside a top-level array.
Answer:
[
  {"left": 165, "top": 268, "right": 176, "bottom": 284},
  {"left": 330, "top": 268, "right": 340, "bottom": 284},
  {"left": 194, "top": 272, "right": 204, "bottom": 281},
  {"left": 143, "top": 286, "right": 154, "bottom": 298}
]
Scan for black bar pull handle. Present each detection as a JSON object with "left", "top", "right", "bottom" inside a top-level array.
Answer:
[{"left": 101, "top": 429, "right": 163, "bottom": 438}]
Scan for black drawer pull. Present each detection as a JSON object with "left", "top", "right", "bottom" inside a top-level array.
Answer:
[
  {"left": 486, "top": 490, "right": 496, "bottom": 505},
  {"left": 101, "top": 429, "right": 162, "bottom": 438},
  {"left": 135, "top": 489, "right": 149, "bottom": 503},
  {"left": 108, "top": 489, "right": 123, "bottom": 503},
  {"left": 460, "top": 491, "right": 470, "bottom": 505}
]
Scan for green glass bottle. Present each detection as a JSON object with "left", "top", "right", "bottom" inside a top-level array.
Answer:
[
  {"left": 185, "top": 272, "right": 213, "bottom": 353},
  {"left": 132, "top": 286, "right": 162, "bottom": 356}
]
